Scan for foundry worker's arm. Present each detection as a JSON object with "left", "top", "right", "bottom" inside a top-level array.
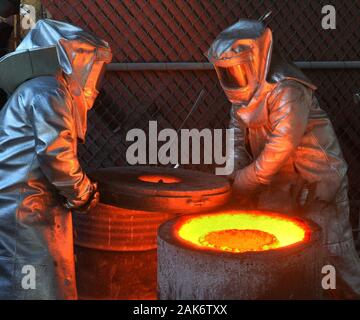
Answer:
[
  {"left": 233, "top": 81, "right": 311, "bottom": 194},
  {"left": 30, "top": 87, "right": 98, "bottom": 211},
  {"left": 228, "top": 104, "right": 252, "bottom": 178}
]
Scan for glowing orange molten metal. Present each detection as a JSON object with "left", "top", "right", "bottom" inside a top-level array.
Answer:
[
  {"left": 175, "top": 211, "right": 311, "bottom": 253},
  {"left": 137, "top": 175, "right": 181, "bottom": 184},
  {"left": 199, "top": 229, "right": 279, "bottom": 253}
]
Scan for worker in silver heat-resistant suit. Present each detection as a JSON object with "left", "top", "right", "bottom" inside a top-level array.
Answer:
[
  {"left": 207, "top": 19, "right": 360, "bottom": 299},
  {"left": 0, "top": 19, "right": 112, "bottom": 299}
]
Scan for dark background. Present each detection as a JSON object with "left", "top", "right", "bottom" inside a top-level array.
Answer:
[{"left": 40, "top": 0, "right": 360, "bottom": 236}]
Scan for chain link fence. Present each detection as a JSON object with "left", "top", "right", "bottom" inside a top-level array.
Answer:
[{"left": 40, "top": 0, "right": 360, "bottom": 238}]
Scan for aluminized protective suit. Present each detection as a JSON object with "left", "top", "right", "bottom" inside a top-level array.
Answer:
[
  {"left": 208, "top": 19, "right": 360, "bottom": 298},
  {"left": 0, "top": 19, "right": 112, "bottom": 299}
]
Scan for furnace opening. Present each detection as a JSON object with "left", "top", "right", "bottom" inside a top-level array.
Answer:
[{"left": 175, "top": 211, "right": 311, "bottom": 253}]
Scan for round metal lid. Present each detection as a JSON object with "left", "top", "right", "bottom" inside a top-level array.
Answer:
[{"left": 89, "top": 166, "right": 231, "bottom": 213}]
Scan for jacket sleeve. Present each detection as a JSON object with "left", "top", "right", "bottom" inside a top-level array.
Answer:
[
  {"left": 228, "top": 104, "right": 252, "bottom": 176},
  {"left": 234, "top": 81, "right": 311, "bottom": 192},
  {"left": 29, "top": 88, "right": 93, "bottom": 208}
]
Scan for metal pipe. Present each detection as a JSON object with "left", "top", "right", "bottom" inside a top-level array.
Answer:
[
  {"left": 107, "top": 61, "right": 360, "bottom": 71},
  {"left": 106, "top": 62, "right": 213, "bottom": 71},
  {"left": 295, "top": 61, "right": 360, "bottom": 69}
]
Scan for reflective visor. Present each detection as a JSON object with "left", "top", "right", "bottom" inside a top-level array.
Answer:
[
  {"left": 83, "top": 61, "right": 106, "bottom": 95},
  {"left": 215, "top": 63, "right": 251, "bottom": 89}
]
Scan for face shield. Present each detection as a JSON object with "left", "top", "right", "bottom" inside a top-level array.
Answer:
[
  {"left": 58, "top": 39, "right": 112, "bottom": 110},
  {"left": 207, "top": 19, "right": 277, "bottom": 106},
  {"left": 215, "top": 63, "right": 253, "bottom": 90},
  {"left": 213, "top": 49, "right": 258, "bottom": 105},
  {"left": 83, "top": 60, "right": 107, "bottom": 110}
]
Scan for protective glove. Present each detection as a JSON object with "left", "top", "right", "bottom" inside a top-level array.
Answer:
[
  {"left": 64, "top": 182, "right": 100, "bottom": 213},
  {"left": 233, "top": 166, "right": 259, "bottom": 192}
]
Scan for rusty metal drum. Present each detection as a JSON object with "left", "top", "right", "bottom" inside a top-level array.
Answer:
[
  {"left": 158, "top": 210, "right": 323, "bottom": 300},
  {"left": 73, "top": 203, "right": 175, "bottom": 251}
]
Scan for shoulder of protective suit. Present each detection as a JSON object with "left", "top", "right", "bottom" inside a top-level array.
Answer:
[
  {"left": 271, "top": 79, "right": 312, "bottom": 96},
  {"left": 268, "top": 79, "right": 313, "bottom": 111},
  {"left": 14, "top": 76, "right": 72, "bottom": 113}
]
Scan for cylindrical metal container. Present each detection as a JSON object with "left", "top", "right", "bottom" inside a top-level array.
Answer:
[
  {"left": 87, "top": 166, "right": 231, "bottom": 213},
  {"left": 73, "top": 203, "right": 173, "bottom": 299},
  {"left": 74, "top": 167, "right": 230, "bottom": 252},
  {"left": 74, "top": 167, "right": 231, "bottom": 300},
  {"left": 158, "top": 211, "right": 323, "bottom": 300}
]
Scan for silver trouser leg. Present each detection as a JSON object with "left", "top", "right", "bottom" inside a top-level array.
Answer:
[{"left": 305, "top": 200, "right": 360, "bottom": 299}]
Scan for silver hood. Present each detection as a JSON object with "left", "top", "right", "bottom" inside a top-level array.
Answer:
[
  {"left": 16, "top": 19, "right": 113, "bottom": 141},
  {"left": 207, "top": 19, "right": 315, "bottom": 105}
]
